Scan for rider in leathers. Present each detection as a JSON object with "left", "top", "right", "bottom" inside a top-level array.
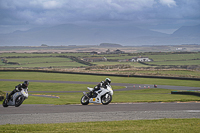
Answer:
[
  {"left": 90, "top": 78, "right": 111, "bottom": 97},
  {"left": 6, "top": 81, "right": 29, "bottom": 102}
]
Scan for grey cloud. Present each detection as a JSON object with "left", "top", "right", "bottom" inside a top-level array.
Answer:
[
  {"left": 0, "top": 0, "right": 199, "bottom": 30},
  {"left": 159, "top": 0, "right": 177, "bottom": 7}
]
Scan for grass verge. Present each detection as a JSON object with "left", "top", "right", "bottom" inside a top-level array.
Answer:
[
  {"left": 0, "top": 71, "right": 200, "bottom": 87},
  {"left": 0, "top": 118, "right": 200, "bottom": 133}
]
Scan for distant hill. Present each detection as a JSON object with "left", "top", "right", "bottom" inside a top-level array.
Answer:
[
  {"left": 99, "top": 43, "right": 122, "bottom": 47},
  {"left": 172, "top": 24, "right": 200, "bottom": 37},
  {"left": 0, "top": 24, "right": 199, "bottom": 46}
]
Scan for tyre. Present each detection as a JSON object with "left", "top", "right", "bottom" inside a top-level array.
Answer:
[
  {"left": 15, "top": 96, "right": 24, "bottom": 107},
  {"left": 2, "top": 99, "right": 8, "bottom": 107},
  {"left": 81, "top": 95, "right": 89, "bottom": 105},
  {"left": 101, "top": 93, "right": 112, "bottom": 105}
]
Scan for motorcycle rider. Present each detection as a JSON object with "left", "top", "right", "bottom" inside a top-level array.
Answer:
[
  {"left": 6, "top": 81, "right": 29, "bottom": 102},
  {"left": 90, "top": 78, "right": 111, "bottom": 97}
]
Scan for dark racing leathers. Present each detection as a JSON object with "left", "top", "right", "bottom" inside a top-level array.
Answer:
[
  {"left": 7, "top": 84, "right": 28, "bottom": 101},
  {"left": 90, "top": 81, "right": 110, "bottom": 97}
]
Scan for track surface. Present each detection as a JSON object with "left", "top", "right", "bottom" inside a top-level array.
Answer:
[
  {"left": 1, "top": 79, "right": 200, "bottom": 125},
  {"left": 1, "top": 103, "right": 200, "bottom": 125}
]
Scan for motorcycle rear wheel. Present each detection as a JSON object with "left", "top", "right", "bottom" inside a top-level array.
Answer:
[
  {"left": 81, "top": 95, "right": 89, "bottom": 105},
  {"left": 101, "top": 94, "right": 112, "bottom": 105},
  {"left": 15, "top": 96, "right": 24, "bottom": 107}
]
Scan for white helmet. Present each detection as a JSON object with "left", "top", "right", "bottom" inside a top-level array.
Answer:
[{"left": 105, "top": 78, "right": 111, "bottom": 84}]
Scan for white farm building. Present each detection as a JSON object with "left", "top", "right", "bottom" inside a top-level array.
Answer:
[{"left": 130, "top": 57, "right": 152, "bottom": 62}]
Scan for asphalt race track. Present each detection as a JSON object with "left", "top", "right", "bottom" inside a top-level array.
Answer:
[
  {"left": 0, "top": 79, "right": 200, "bottom": 125},
  {"left": 1, "top": 103, "right": 200, "bottom": 125}
]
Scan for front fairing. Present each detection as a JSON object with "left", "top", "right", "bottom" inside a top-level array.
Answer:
[
  {"left": 21, "top": 89, "right": 29, "bottom": 98},
  {"left": 106, "top": 85, "right": 113, "bottom": 95}
]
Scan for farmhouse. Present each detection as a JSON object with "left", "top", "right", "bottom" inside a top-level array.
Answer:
[
  {"left": 130, "top": 57, "right": 152, "bottom": 62},
  {"left": 118, "top": 57, "right": 152, "bottom": 62}
]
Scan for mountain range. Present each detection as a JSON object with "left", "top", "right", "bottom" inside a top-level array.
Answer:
[{"left": 0, "top": 24, "right": 199, "bottom": 46}]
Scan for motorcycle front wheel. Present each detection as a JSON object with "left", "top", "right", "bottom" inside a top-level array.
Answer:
[
  {"left": 15, "top": 96, "right": 24, "bottom": 107},
  {"left": 81, "top": 95, "right": 89, "bottom": 105},
  {"left": 101, "top": 93, "right": 112, "bottom": 105}
]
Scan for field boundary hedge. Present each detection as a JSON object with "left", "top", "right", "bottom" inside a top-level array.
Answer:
[
  {"left": 0, "top": 69, "right": 200, "bottom": 81},
  {"left": 171, "top": 91, "right": 200, "bottom": 96}
]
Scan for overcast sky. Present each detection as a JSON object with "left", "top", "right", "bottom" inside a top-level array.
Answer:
[{"left": 0, "top": 0, "right": 200, "bottom": 34}]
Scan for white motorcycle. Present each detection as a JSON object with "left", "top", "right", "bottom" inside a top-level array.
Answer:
[
  {"left": 2, "top": 88, "right": 28, "bottom": 107},
  {"left": 81, "top": 85, "right": 113, "bottom": 105}
]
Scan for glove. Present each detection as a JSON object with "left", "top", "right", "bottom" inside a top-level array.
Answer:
[{"left": 15, "top": 87, "right": 19, "bottom": 91}]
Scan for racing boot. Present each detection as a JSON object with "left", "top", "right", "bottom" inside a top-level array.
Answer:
[
  {"left": 6, "top": 94, "right": 11, "bottom": 102},
  {"left": 7, "top": 90, "right": 15, "bottom": 102},
  {"left": 89, "top": 90, "right": 97, "bottom": 98},
  {"left": 90, "top": 90, "right": 96, "bottom": 98}
]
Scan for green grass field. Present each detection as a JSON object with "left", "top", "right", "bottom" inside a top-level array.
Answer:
[
  {"left": 147, "top": 60, "right": 200, "bottom": 66},
  {"left": 5, "top": 57, "right": 72, "bottom": 64},
  {"left": 0, "top": 71, "right": 200, "bottom": 86},
  {"left": 0, "top": 57, "right": 87, "bottom": 68},
  {"left": 147, "top": 53, "right": 200, "bottom": 61},
  {"left": 1, "top": 52, "right": 200, "bottom": 69},
  {"left": 93, "top": 61, "right": 148, "bottom": 67},
  {"left": 0, "top": 118, "right": 200, "bottom": 133},
  {"left": 89, "top": 69, "right": 200, "bottom": 78}
]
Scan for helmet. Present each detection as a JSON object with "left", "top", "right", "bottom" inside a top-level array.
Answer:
[
  {"left": 23, "top": 81, "right": 29, "bottom": 87},
  {"left": 105, "top": 78, "right": 111, "bottom": 84}
]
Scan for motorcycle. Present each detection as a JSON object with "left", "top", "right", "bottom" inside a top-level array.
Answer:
[
  {"left": 2, "top": 88, "right": 28, "bottom": 107},
  {"left": 154, "top": 84, "right": 157, "bottom": 88},
  {"left": 81, "top": 85, "right": 113, "bottom": 105}
]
